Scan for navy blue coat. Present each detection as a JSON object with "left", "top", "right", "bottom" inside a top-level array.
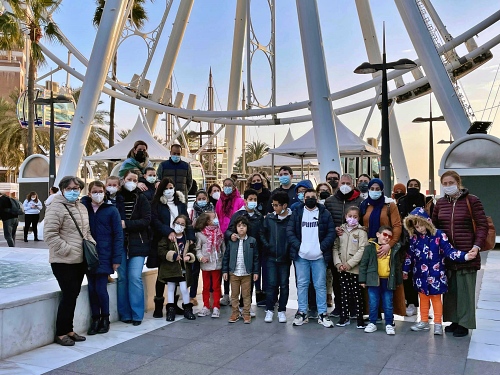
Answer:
[
  {"left": 286, "top": 203, "right": 335, "bottom": 264},
  {"left": 81, "top": 196, "right": 124, "bottom": 274}
]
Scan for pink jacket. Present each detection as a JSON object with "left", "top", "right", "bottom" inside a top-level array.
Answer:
[{"left": 215, "top": 190, "right": 245, "bottom": 233}]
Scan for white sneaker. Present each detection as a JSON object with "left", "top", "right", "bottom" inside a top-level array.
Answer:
[
  {"left": 250, "top": 306, "right": 256, "bottom": 318},
  {"left": 265, "top": 310, "right": 273, "bottom": 323},
  {"left": 406, "top": 304, "right": 417, "bottom": 317},
  {"left": 220, "top": 294, "right": 230, "bottom": 306},
  {"left": 278, "top": 311, "right": 287, "bottom": 323},
  {"left": 318, "top": 314, "right": 334, "bottom": 328},
  {"left": 364, "top": 323, "right": 377, "bottom": 333},
  {"left": 411, "top": 321, "right": 430, "bottom": 331},
  {"left": 293, "top": 312, "right": 308, "bottom": 326},
  {"left": 211, "top": 307, "right": 220, "bottom": 318},
  {"left": 197, "top": 306, "right": 210, "bottom": 317},
  {"left": 386, "top": 325, "right": 395, "bottom": 335}
]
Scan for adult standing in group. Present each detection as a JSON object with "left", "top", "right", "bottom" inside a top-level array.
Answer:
[
  {"left": 44, "top": 176, "right": 94, "bottom": 346},
  {"left": 118, "top": 140, "right": 153, "bottom": 178},
  {"left": 207, "top": 183, "right": 222, "bottom": 207},
  {"left": 217, "top": 177, "right": 245, "bottom": 306},
  {"left": 357, "top": 174, "right": 371, "bottom": 200},
  {"left": 359, "top": 178, "right": 405, "bottom": 317},
  {"left": 0, "top": 193, "right": 22, "bottom": 247},
  {"left": 325, "top": 171, "right": 340, "bottom": 193},
  {"left": 157, "top": 144, "right": 193, "bottom": 199},
  {"left": 246, "top": 173, "right": 271, "bottom": 215},
  {"left": 432, "top": 171, "right": 488, "bottom": 337},
  {"left": 267, "top": 166, "right": 297, "bottom": 212},
  {"left": 23, "top": 191, "right": 43, "bottom": 242},
  {"left": 115, "top": 170, "right": 151, "bottom": 326},
  {"left": 45, "top": 187, "right": 60, "bottom": 207}
]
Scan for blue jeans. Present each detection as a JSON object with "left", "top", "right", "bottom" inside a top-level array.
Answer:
[
  {"left": 87, "top": 273, "right": 110, "bottom": 317},
  {"left": 255, "top": 255, "right": 268, "bottom": 292},
  {"left": 266, "top": 260, "right": 290, "bottom": 312},
  {"left": 117, "top": 254, "right": 145, "bottom": 321},
  {"left": 367, "top": 278, "right": 394, "bottom": 325},
  {"left": 295, "top": 256, "right": 327, "bottom": 314}
]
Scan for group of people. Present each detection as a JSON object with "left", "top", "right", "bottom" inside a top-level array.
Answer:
[{"left": 37, "top": 139, "right": 489, "bottom": 346}]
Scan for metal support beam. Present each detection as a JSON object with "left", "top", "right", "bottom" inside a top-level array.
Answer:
[{"left": 295, "top": 0, "right": 342, "bottom": 178}]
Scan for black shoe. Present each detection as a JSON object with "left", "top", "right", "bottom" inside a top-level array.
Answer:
[
  {"left": 121, "top": 319, "right": 133, "bottom": 324},
  {"left": 183, "top": 303, "right": 196, "bottom": 320},
  {"left": 336, "top": 318, "right": 350, "bottom": 327},
  {"left": 453, "top": 325, "right": 469, "bottom": 337},
  {"left": 68, "top": 332, "right": 86, "bottom": 342},
  {"left": 174, "top": 295, "right": 185, "bottom": 315},
  {"left": 445, "top": 322, "right": 458, "bottom": 333},
  {"left": 166, "top": 303, "right": 176, "bottom": 322},
  {"left": 87, "top": 318, "right": 100, "bottom": 335},
  {"left": 132, "top": 320, "right": 142, "bottom": 326},
  {"left": 329, "top": 308, "right": 340, "bottom": 318},
  {"left": 97, "top": 317, "right": 110, "bottom": 334},
  {"left": 153, "top": 296, "right": 164, "bottom": 318},
  {"left": 24, "top": 239, "right": 28, "bottom": 242},
  {"left": 34, "top": 238, "right": 40, "bottom": 242}
]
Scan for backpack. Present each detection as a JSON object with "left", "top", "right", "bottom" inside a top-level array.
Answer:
[{"left": 5, "top": 197, "right": 24, "bottom": 216}]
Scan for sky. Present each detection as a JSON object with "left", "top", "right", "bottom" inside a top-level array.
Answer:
[{"left": 38, "top": 0, "right": 500, "bottom": 191}]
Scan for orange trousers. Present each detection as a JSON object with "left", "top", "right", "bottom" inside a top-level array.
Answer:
[{"left": 419, "top": 293, "right": 443, "bottom": 324}]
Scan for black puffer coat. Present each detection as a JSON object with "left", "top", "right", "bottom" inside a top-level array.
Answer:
[{"left": 324, "top": 190, "right": 364, "bottom": 227}]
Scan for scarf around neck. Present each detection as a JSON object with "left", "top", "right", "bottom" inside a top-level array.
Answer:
[
  {"left": 202, "top": 225, "right": 223, "bottom": 255},
  {"left": 361, "top": 194, "right": 386, "bottom": 239}
]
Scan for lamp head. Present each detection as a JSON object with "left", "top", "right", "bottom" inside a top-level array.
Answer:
[
  {"left": 354, "top": 62, "right": 378, "bottom": 74},
  {"left": 392, "top": 58, "right": 418, "bottom": 70}
]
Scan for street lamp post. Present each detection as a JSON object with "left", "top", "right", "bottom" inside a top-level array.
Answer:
[
  {"left": 412, "top": 97, "right": 445, "bottom": 196},
  {"left": 34, "top": 92, "right": 73, "bottom": 189},
  {"left": 354, "top": 24, "right": 417, "bottom": 192}
]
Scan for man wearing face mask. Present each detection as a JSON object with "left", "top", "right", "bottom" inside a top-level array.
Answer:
[
  {"left": 324, "top": 174, "right": 364, "bottom": 316},
  {"left": 290, "top": 180, "right": 314, "bottom": 211},
  {"left": 119, "top": 141, "right": 153, "bottom": 178},
  {"left": 357, "top": 174, "right": 371, "bottom": 200},
  {"left": 157, "top": 144, "right": 193, "bottom": 199},
  {"left": 326, "top": 171, "right": 341, "bottom": 192},
  {"left": 288, "top": 189, "right": 335, "bottom": 328},
  {"left": 267, "top": 166, "right": 297, "bottom": 213}
]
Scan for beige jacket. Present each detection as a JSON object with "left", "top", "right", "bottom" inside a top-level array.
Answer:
[
  {"left": 333, "top": 224, "right": 368, "bottom": 275},
  {"left": 44, "top": 194, "right": 94, "bottom": 264},
  {"left": 195, "top": 232, "right": 225, "bottom": 271}
]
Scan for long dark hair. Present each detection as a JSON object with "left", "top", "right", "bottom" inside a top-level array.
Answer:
[
  {"left": 26, "top": 191, "right": 39, "bottom": 203},
  {"left": 152, "top": 177, "right": 180, "bottom": 206}
]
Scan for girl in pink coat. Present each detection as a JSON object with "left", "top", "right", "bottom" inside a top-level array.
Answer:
[{"left": 215, "top": 178, "right": 245, "bottom": 233}]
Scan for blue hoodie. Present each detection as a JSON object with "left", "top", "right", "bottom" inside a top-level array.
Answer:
[{"left": 290, "top": 180, "right": 314, "bottom": 211}]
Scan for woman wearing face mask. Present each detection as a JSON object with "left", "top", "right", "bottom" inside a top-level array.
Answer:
[
  {"left": 245, "top": 173, "right": 271, "bottom": 215},
  {"left": 207, "top": 183, "right": 222, "bottom": 207},
  {"left": 432, "top": 170, "right": 488, "bottom": 338},
  {"left": 357, "top": 174, "right": 371, "bottom": 200},
  {"left": 81, "top": 181, "right": 124, "bottom": 335},
  {"left": 118, "top": 140, "right": 153, "bottom": 178},
  {"left": 316, "top": 183, "right": 333, "bottom": 205},
  {"left": 215, "top": 178, "right": 245, "bottom": 234},
  {"left": 44, "top": 176, "right": 95, "bottom": 346},
  {"left": 190, "top": 190, "right": 215, "bottom": 225},
  {"left": 23, "top": 191, "right": 43, "bottom": 242},
  {"left": 115, "top": 170, "right": 151, "bottom": 326},
  {"left": 150, "top": 178, "right": 193, "bottom": 318}
]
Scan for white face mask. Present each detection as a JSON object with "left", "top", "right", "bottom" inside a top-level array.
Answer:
[
  {"left": 124, "top": 181, "right": 137, "bottom": 192},
  {"left": 212, "top": 191, "right": 221, "bottom": 200},
  {"left": 106, "top": 186, "right": 118, "bottom": 194},
  {"left": 163, "top": 188, "right": 175, "bottom": 198},
  {"left": 174, "top": 224, "right": 185, "bottom": 234},
  {"left": 146, "top": 176, "right": 156, "bottom": 184},
  {"left": 339, "top": 185, "right": 352, "bottom": 195},
  {"left": 443, "top": 184, "right": 459, "bottom": 196},
  {"left": 31, "top": 196, "right": 37, "bottom": 200},
  {"left": 91, "top": 193, "right": 105, "bottom": 203}
]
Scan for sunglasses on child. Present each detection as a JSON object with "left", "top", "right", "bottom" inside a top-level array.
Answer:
[{"left": 381, "top": 232, "right": 393, "bottom": 240}]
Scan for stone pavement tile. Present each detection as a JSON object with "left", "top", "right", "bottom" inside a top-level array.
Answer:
[
  {"left": 476, "top": 309, "right": 500, "bottom": 321},
  {"left": 334, "top": 325, "right": 407, "bottom": 351},
  {"left": 468, "top": 341, "right": 500, "bottom": 362},
  {"left": 54, "top": 349, "right": 156, "bottom": 375},
  {"left": 400, "top": 330, "right": 470, "bottom": 357},
  {"left": 43, "top": 370, "right": 82, "bottom": 375},
  {"left": 476, "top": 319, "right": 500, "bottom": 332},
  {"left": 148, "top": 320, "right": 221, "bottom": 340},
  {"left": 378, "top": 369, "right": 423, "bottom": 375},
  {"left": 162, "top": 340, "right": 249, "bottom": 367},
  {"left": 110, "top": 333, "right": 192, "bottom": 358},
  {"left": 256, "top": 329, "right": 337, "bottom": 356},
  {"left": 471, "top": 329, "right": 500, "bottom": 346},
  {"left": 384, "top": 350, "right": 466, "bottom": 375},
  {"left": 199, "top": 324, "right": 276, "bottom": 347},
  {"left": 223, "top": 348, "right": 311, "bottom": 375},
  {"left": 210, "top": 368, "right": 254, "bottom": 375},
  {"left": 0, "top": 361, "right": 51, "bottom": 375},
  {"left": 127, "top": 357, "right": 218, "bottom": 375},
  {"left": 294, "top": 358, "right": 383, "bottom": 375},
  {"left": 464, "top": 359, "right": 500, "bottom": 375}
]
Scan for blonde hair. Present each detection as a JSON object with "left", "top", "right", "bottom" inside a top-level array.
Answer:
[
  {"left": 246, "top": 173, "right": 268, "bottom": 190},
  {"left": 440, "top": 170, "right": 462, "bottom": 187},
  {"left": 316, "top": 182, "right": 333, "bottom": 195}
]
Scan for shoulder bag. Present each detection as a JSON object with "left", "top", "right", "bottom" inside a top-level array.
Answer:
[{"left": 465, "top": 196, "right": 496, "bottom": 250}]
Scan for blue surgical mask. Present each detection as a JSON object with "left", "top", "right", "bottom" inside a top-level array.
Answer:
[
  {"left": 297, "top": 192, "right": 305, "bottom": 201},
  {"left": 146, "top": 176, "right": 156, "bottom": 184},
  {"left": 279, "top": 175, "right": 291, "bottom": 186},
  {"left": 197, "top": 199, "right": 207, "bottom": 207},
  {"left": 223, "top": 186, "right": 233, "bottom": 195},
  {"left": 369, "top": 190, "right": 383, "bottom": 200},
  {"left": 212, "top": 218, "right": 219, "bottom": 226},
  {"left": 171, "top": 155, "right": 181, "bottom": 163},
  {"left": 64, "top": 191, "right": 80, "bottom": 202},
  {"left": 247, "top": 201, "right": 258, "bottom": 210}
]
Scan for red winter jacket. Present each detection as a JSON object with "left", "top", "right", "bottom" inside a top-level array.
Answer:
[{"left": 432, "top": 189, "right": 488, "bottom": 271}]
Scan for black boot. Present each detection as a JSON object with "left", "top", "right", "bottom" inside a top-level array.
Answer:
[
  {"left": 87, "top": 316, "right": 100, "bottom": 335},
  {"left": 166, "top": 303, "right": 176, "bottom": 322},
  {"left": 183, "top": 303, "right": 196, "bottom": 320},
  {"left": 97, "top": 315, "right": 110, "bottom": 334},
  {"left": 174, "top": 294, "right": 184, "bottom": 315},
  {"left": 153, "top": 297, "right": 164, "bottom": 318}
]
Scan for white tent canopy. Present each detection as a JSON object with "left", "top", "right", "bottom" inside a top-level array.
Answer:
[
  {"left": 248, "top": 154, "right": 318, "bottom": 168},
  {"left": 84, "top": 116, "right": 172, "bottom": 162},
  {"left": 269, "top": 116, "right": 380, "bottom": 157}
]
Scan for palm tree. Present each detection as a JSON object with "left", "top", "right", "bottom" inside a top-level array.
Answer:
[
  {"left": 234, "top": 140, "right": 269, "bottom": 173},
  {"left": 5, "top": 0, "right": 63, "bottom": 156},
  {"left": 0, "top": 8, "right": 24, "bottom": 58}
]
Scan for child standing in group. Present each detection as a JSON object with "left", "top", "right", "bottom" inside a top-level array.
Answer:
[
  {"left": 105, "top": 176, "right": 121, "bottom": 206},
  {"left": 158, "top": 214, "right": 197, "bottom": 321},
  {"left": 333, "top": 206, "right": 368, "bottom": 328},
  {"left": 195, "top": 212, "right": 225, "bottom": 318},
  {"left": 222, "top": 216, "right": 259, "bottom": 324},
  {"left": 190, "top": 190, "right": 215, "bottom": 225},
  {"left": 359, "top": 226, "right": 402, "bottom": 335},
  {"left": 403, "top": 207, "right": 477, "bottom": 335}
]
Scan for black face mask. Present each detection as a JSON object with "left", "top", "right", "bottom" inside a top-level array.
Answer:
[
  {"left": 358, "top": 182, "right": 369, "bottom": 193},
  {"left": 251, "top": 182, "right": 263, "bottom": 191},
  {"left": 135, "top": 150, "right": 146, "bottom": 162},
  {"left": 328, "top": 179, "right": 339, "bottom": 189},
  {"left": 394, "top": 193, "right": 405, "bottom": 200},
  {"left": 304, "top": 198, "right": 317, "bottom": 209},
  {"left": 407, "top": 187, "right": 420, "bottom": 195},
  {"left": 319, "top": 191, "right": 330, "bottom": 200}
]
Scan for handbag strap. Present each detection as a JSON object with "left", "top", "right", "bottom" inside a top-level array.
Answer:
[
  {"left": 63, "top": 204, "right": 84, "bottom": 239},
  {"left": 465, "top": 196, "right": 477, "bottom": 233}
]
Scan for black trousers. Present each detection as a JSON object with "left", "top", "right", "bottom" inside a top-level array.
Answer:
[
  {"left": 24, "top": 213, "right": 40, "bottom": 240},
  {"left": 339, "top": 272, "right": 363, "bottom": 321},
  {"left": 403, "top": 270, "right": 419, "bottom": 307},
  {"left": 51, "top": 262, "right": 86, "bottom": 336}
]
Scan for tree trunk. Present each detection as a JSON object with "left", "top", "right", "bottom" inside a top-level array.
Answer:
[
  {"left": 27, "top": 50, "right": 36, "bottom": 156},
  {"left": 107, "top": 53, "right": 117, "bottom": 175}
]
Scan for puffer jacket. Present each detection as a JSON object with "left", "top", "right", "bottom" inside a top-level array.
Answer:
[
  {"left": 324, "top": 190, "right": 364, "bottom": 227},
  {"left": 158, "top": 238, "right": 196, "bottom": 286},
  {"left": 432, "top": 189, "right": 488, "bottom": 271},
  {"left": 260, "top": 209, "right": 292, "bottom": 263},
  {"left": 290, "top": 180, "right": 314, "bottom": 211},
  {"left": 215, "top": 190, "right": 245, "bottom": 233},
  {"left": 287, "top": 203, "right": 335, "bottom": 264},
  {"left": 81, "top": 196, "right": 124, "bottom": 274},
  {"left": 195, "top": 231, "right": 226, "bottom": 271},
  {"left": 116, "top": 189, "right": 151, "bottom": 257},
  {"left": 156, "top": 158, "right": 193, "bottom": 198},
  {"left": 358, "top": 241, "right": 402, "bottom": 290},
  {"left": 333, "top": 223, "right": 368, "bottom": 274},
  {"left": 44, "top": 194, "right": 95, "bottom": 264},
  {"left": 361, "top": 198, "right": 402, "bottom": 247},
  {"left": 222, "top": 236, "right": 259, "bottom": 275},
  {"left": 267, "top": 184, "right": 297, "bottom": 213}
]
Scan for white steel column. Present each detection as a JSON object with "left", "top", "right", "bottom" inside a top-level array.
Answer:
[
  {"left": 395, "top": 0, "right": 469, "bottom": 139},
  {"left": 296, "top": 0, "right": 342, "bottom": 178},
  {"left": 355, "top": 0, "right": 409, "bottom": 183},
  {"left": 146, "top": 0, "right": 195, "bottom": 132},
  {"left": 225, "top": 0, "right": 247, "bottom": 176},
  {"left": 57, "top": 0, "right": 129, "bottom": 183}
]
